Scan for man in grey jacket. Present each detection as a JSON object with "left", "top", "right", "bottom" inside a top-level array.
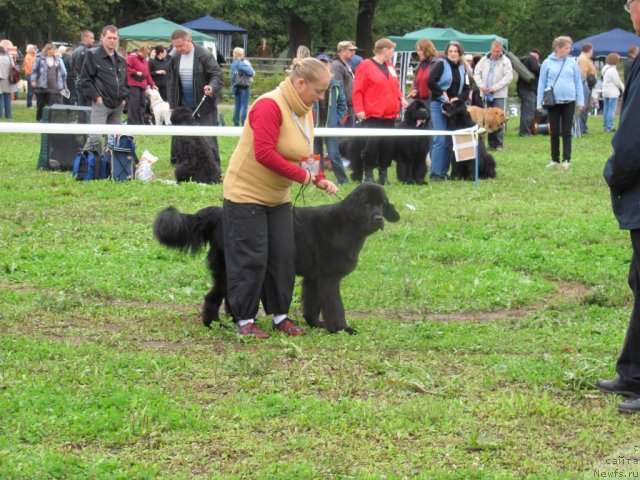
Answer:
[
  {"left": 473, "top": 41, "right": 513, "bottom": 151},
  {"left": 598, "top": 0, "right": 640, "bottom": 414},
  {"left": 331, "top": 41, "right": 357, "bottom": 126},
  {"left": 168, "top": 29, "right": 224, "bottom": 182}
]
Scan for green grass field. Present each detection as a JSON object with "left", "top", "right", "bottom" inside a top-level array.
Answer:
[{"left": 1, "top": 103, "right": 638, "bottom": 479}]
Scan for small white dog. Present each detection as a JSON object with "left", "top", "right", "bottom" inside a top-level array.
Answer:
[{"left": 148, "top": 89, "right": 170, "bottom": 125}]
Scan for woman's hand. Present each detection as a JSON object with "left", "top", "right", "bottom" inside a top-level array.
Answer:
[
  {"left": 401, "top": 96, "right": 409, "bottom": 109},
  {"left": 315, "top": 178, "right": 339, "bottom": 195}
]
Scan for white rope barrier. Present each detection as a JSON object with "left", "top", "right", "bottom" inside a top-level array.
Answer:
[{"left": 0, "top": 122, "right": 478, "bottom": 138}]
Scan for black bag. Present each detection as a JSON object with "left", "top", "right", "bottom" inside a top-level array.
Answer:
[
  {"left": 586, "top": 73, "right": 597, "bottom": 90},
  {"left": 235, "top": 71, "right": 251, "bottom": 88},
  {"left": 542, "top": 89, "right": 556, "bottom": 108}
]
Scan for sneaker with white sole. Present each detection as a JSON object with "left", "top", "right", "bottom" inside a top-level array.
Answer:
[
  {"left": 562, "top": 161, "right": 570, "bottom": 170},
  {"left": 546, "top": 161, "right": 560, "bottom": 168}
]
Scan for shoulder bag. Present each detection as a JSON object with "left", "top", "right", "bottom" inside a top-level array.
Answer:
[{"left": 542, "top": 59, "right": 566, "bottom": 109}]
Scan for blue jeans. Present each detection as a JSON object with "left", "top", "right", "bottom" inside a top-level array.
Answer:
[
  {"left": 518, "top": 90, "right": 537, "bottom": 135},
  {"left": 579, "top": 81, "right": 591, "bottom": 133},
  {"left": 603, "top": 97, "right": 618, "bottom": 131},
  {"left": 233, "top": 87, "right": 250, "bottom": 126},
  {"left": 313, "top": 136, "right": 349, "bottom": 184},
  {"left": 0, "top": 93, "right": 12, "bottom": 118},
  {"left": 430, "top": 100, "right": 451, "bottom": 178},
  {"left": 27, "top": 81, "right": 34, "bottom": 108}
]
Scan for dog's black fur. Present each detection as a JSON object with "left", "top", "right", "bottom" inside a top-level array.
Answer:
[
  {"left": 442, "top": 100, "right": 497, "bottom": 181},
  {"left": 395, "top": 99, "right": 431, "bottom": 185},
  {"left": 153, "top": 183, "right": 400, "bottom": 334},
  {"left": 170, "top": 106, "right": 220, "bottom": 184},
  {"left": 339, "top": 130, "right": 367, "bottom": 183}
]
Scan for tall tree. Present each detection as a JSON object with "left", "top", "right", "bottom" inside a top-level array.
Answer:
[{"left": 356, "top": 0, "right": 376, "bottom": 57}]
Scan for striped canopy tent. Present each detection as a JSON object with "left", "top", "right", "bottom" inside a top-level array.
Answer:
[
  {"left": 183, "top": 15, "right": 247, "bottom": 60},
  {"left": 118, "top": 17, "right": 217, "bottom": 54},
  {"left": 389, "top": 27, "right": 509, "bottom": 92}
]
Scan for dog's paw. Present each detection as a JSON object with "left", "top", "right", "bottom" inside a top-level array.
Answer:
[{"left": 344, "top": 326, "right": 357, "bottom": 335}]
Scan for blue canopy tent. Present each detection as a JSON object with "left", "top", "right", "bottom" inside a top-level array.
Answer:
[
  {"left": 571, "top": 28, "right": 640, "bottom": 57},
  {"left": 183, "top": 15, "right": 247, "bottom": 59}
]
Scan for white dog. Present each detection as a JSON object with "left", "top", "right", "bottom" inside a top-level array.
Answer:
[{"left": 148, "top": 89, "right": 170, "bottom": 125}]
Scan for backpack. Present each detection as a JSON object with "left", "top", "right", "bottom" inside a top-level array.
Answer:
[
  {"left": 104, "top": 134, "right": 138, "bottom": 181},
  {"left": 72, "top": 150, "right": 110, "bottom": 181}
]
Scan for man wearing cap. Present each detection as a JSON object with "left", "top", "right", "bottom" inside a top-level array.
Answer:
[
  {"left": 517, "top": 48, "right": 541, "bottom": 136},
  {"left": 331, "top": 40, "right": 357, "bottom": 126}
]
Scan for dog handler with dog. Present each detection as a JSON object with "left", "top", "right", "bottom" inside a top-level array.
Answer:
[{"left": 222, "top": 57, "right": 339, "bottom": 338}]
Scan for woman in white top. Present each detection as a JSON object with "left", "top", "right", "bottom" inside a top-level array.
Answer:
[{"left": 602, "top": 52, "right": 625, "bottom": 132}]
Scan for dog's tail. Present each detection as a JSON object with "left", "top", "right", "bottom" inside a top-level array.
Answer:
[{"left": 153, "top": 206, "right": 222, "bottom": 254}]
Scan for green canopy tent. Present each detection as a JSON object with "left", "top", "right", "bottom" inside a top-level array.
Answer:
[
  {"left": 389, "top": 27, "right": 509, "bottom": 92},
  {"left": 118, "top": 17, "right": 217, "bottom": 54}
]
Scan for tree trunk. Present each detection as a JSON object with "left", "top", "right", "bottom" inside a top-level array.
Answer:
[
  {"left": 356, "top": 0, "right": 376, "bottom": 58},
  {"left": 289, "top": 13, "right": 312, "bottom": 56}
]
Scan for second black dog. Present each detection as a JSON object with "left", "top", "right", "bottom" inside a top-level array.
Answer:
[
  {"left": 442, "top": 100, "right": 497, "bottom": 181},
  {"left": 170, "top": 106, "right": 220, "bottom": 184},
  {"left": 395, "top": 99, "right": 431, "bottom": 185}
]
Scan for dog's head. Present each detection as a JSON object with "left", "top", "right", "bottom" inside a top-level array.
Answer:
[
  {"left": 170, "top": 106, "right": 197, "bottom": 126},
  {"left": 442, "top": 100, "right": 475, "bottom": 129},
  {"left": 345, "top": 183, "right": 400, "bottom": 234},
  {"left": 483, "top": 107, "right": 508, "bottom": 133},
  {"left": 403, "top": 99, "right": 430, "bottom": 128}
]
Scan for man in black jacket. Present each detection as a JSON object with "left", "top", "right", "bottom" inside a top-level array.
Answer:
[
  {"left": 516, "top": 49, "right": 541, "bottom": 136},
  {"left": 168, "top": 29, "right": 224, "bottom": 182},
  {"left": 598, "top": 0, "right": 640, "bottom": 414},
  {"left": 79, "top": 25, "right": 127, "bottom": 152},
  {"left": 71, "top": 30, "right": 95, "bottom": 106}
]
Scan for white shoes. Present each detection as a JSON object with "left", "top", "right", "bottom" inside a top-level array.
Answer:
[
  {"left": 546, "top": 161, "right": 560, "bottom": 168},
  {"left": 562, "top": 161, "right": 571, "bottom": 170}
]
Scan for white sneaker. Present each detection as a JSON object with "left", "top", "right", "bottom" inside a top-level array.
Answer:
[
  {"left": 562, "top": 161, "right": 570, "bottom": 170},
  {"left": 546, "top": 161, "right": 560, "bottom": 168}
]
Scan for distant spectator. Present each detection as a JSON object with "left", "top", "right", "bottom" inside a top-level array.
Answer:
[
  {"left": 71, "top": 30, "right": 95, "bottom": 106},
  {"left": 409, "top": 39, "right": 438, "bottom": 107},
  {"left": 331, "top": 40, "right": 358, "bottom": 126},
  {"left": 256, "top": 38, "right": 273, "bottom": 63},
  {"left": 313, "top": 53, "right": 349, "bottom": 184},
  {"left": 350, "top": 52, "right": 363, "bottom": 72},
  {"left": 473, "top": 40, "right": 513, "bottom": 151},
  {"left": 22, "top": 44, "right": 36, "bottom": 108},
  {"left": 577, "top": 43, "right": 597, "bottom": 134},
  {"left": 58, "top": 45, "right": 74, "bottom": 104},
  {"left": 602, "top": 52, "right": 624, "bottom": 132},
  {"left": 126, "top": 45, "right": 156, "bottom": 125},
  {"left": 517, "top": 48, "right": 542, "bottom": 136},
  {"left": 625, "top": 45, "right": 639, "bottom": 83},
  {"left": 149, "top": 45, "right": 170, "bottom": 101},
  {"left": 537, "top": 36, "right": 584, "bottom": 170},
  {"left": 31, "top": 43, "right": 67, "bottom": 121},
  {"left": 230, "top": 47, "right": 254, "bottom": 126},
  {"left": 0, "top": 46, "right": 13, "bottom": 119}
]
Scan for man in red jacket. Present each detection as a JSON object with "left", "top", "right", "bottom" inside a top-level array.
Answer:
[{"left": 353, "top": 38, "right": 407, "bottom": 184}]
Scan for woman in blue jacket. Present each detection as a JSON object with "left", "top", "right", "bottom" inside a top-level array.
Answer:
[
  {"left": 30, "top": 43, "right": 67, "bottom": 121},
  {"left": 537, "top": 36, "right": 584, "bottom": 170},
  {"left": 313, "top": 54, "right": 349, "bottom": 184},
  {"left": 230, "top": 47, "right": 255, "bottom": 126}
]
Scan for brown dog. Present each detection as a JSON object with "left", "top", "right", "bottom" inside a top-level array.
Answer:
[{"left": 467, "top": 106, "right": 508, "bottom": 133}]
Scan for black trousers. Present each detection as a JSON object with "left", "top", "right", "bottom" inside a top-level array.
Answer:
[
  {"left": 127, "top": 86, "right": 146, "bottom": 125},
  {"left": 35, "top": 92, "right": 61, "bottom": 122},
  {"left": 222, "top": 200, "right": 295, "bottom": 321},
  {"left": 547, "top": 101, "right": 575, "bottom": 162},
  {"left": 361, "top": 117, "right": 396, "bottom": 169},
  {"left": 617, "top": 229, "right": 640, "bottom": 385}
]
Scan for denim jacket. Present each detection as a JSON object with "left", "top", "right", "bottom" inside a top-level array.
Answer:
[{"left": 31, "top": 54, "right": 67, "bottom": 91}]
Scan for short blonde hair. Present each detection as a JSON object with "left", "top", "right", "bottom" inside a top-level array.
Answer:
[
  {"left": 374, "top": 38, "right": 396, "bottom": 53},
  {"left": 232, "top": 47, "right": 245, "bottom": 60},
  {"left": 137, "top": 45, "right": 151, "bottom": 56},
  {"left": 290, "top": 57, "right": 328, "bottom": 83},
  {"left": 552, "top": 36, "right": 572, "bottom": 52}
]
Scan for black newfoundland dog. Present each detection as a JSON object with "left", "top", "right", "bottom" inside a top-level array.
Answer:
[
  {"left": 442, "top": 100, "right": 497, "bottom": 181},
  {"left": 340, "top": 100, "right": 431, "bottom": 185},
  {"left": 395, "top": 99, "right": 431, "bottom": 185},
  {"left": 170, "top": 106, "right": 220, "bottom": 184},
  {"left": 153, "top": 183, "right": 400, "bottom": 334}
]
